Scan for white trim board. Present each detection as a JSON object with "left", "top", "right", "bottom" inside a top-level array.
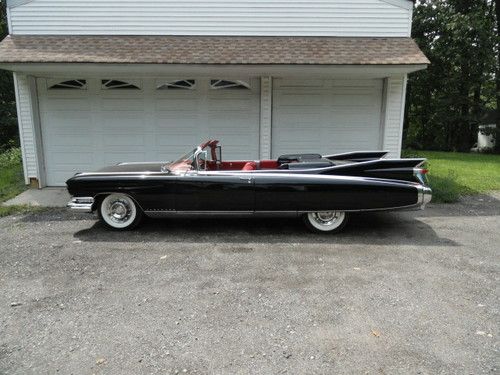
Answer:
[
  {"left": 12, "top": 73, "right": 29, "bottom": 184},
  {"left": 259, "top": 77, "right": 272, "bottom": 159}
]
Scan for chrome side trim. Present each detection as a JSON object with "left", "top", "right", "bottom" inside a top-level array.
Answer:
[
  {"left": 74, "top": 171, "right": 170, "bottom": 177},
  {"left": 145, "top": 211, "right": 255, "bottom": 218},
  {"left": 144, "top": 191, "right": 432, "bottom": 218},
  {"left": 67, "top": 197, "right": 94, "bottom": 213},
  {"left": 117, "top": 161, "right": 168, "bottom": 165},
  {"left": 177, "top": 211, "right": 253, "bottom": 215}
]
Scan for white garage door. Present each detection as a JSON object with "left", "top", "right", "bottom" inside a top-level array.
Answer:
[
  {"left": 38, "top": 78, "right": 260, "bottom": 186},
  {"left": 272, "top": 79, "right": 383, "bottom": 158}
]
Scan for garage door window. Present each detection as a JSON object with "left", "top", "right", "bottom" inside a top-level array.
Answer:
[
  {"left": 101, "top": 79, "right": 141, "bottom": 90},
  {"left": 157, "top": 80, "right": 196, "bottom": 90},
  {"left": 48, "top": 79, "right": 87, "bottom": 90},
  {"left": 210, "top": 80, "right": 250, "bottom": 90}
]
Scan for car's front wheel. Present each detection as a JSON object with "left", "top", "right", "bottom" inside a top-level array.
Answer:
[
  {"left": 98, "top": 193, "right": 143, "bottom": 230},
  {"left": 303, "top": 211, "right": 348, "bottom": 234}
]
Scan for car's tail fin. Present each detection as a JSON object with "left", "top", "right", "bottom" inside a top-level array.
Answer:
[
  {"left": 322, "top": 158, "right": 429, "bottom": 184},
  {"left": 324, "top": 151, "right": 389, "bottom": 162}
]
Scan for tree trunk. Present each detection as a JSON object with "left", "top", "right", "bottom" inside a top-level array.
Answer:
[
  {"left": 471, "top": 86, "right": 482, "bottom": 149},
  {"left": 456, "top": 71, "right": 471, "bottom": 152},
  {"left": 496, "top": 0, "right": 500, "bottom": 152}
]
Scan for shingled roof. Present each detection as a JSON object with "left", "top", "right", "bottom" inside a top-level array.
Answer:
[{"left": 0, "top": 35, "right": 429, "bottom": 65}]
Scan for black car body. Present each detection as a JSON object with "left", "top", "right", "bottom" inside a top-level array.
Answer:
[{"left": 66, "top": 140, "right": 432, "bottom": 233}]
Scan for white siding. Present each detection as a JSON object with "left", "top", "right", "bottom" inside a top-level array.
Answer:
[
  {"left": 382, "top": 76, "right": 407, "bottom": 158},
  {"left": 13, "top": 73, "right": 39, "bottom": 183},
  {"left": 9, "top": 0, "right": 412, "bottom": 37}
]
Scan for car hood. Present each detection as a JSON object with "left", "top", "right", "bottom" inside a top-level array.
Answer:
[{"left": 96, "top": 163, "right": 165, "bottom": 173}]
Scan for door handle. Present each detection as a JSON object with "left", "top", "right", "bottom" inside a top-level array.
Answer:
[{"left": 239, "top": 176, "right": 252, "bottom": 184}]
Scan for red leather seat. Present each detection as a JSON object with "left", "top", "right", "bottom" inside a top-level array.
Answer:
[{"left": 242, "top": 162, "right": 257, "bottom": 171}]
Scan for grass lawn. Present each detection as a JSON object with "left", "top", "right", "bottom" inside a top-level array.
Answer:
[
  {"left": 404, "top": 150, "right": 500, "bottom": 202},
  {"left": 0, "top": 148, "right": 33, "bottom": 217}
]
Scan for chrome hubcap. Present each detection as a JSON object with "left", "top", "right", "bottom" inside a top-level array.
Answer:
[
  {"left": 108, "top": 200, "right": 131, "bottom": 222},
  {"left": 312, "top": 212, "right": 340, "bottom": 226}
]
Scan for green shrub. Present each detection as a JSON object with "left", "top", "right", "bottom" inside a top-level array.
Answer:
[
  {"left": 0, "top": 147, "right": 22, "bottom": 166},
  {"left": 426, "top": 171, "right": 462, "bottom": 203},
  {"left": 0, "top": 147, "right": 25, "bottom": 203}
]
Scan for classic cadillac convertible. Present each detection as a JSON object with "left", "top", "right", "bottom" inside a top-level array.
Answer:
[{"left": 66, "top": 140, "right": 432, "bottom": 233}]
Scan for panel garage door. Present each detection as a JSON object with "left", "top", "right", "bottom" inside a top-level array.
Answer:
[
  {"left": 38, "top": 78, "right": 260, "bottom": 186},
  {"left": 272, "top": 79, "right": 383, "bottom": 158}
]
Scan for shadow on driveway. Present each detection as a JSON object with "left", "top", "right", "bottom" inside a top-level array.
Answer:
[
  {"left": 21, "top": 196, "right": 495, "bottom": 246},
  {"left": 66, "top": 211, "right": 458, "bottom": 247}
]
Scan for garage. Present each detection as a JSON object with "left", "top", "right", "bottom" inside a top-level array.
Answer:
[
  {"left": 1, "top": 33, "right": 428, "bottom": 188},
  {"left": 37, "top": 77, "right": 261, "bottom": 186},
  {"left": 38, "top": 76, "right": 387, "bottom": 186},
  {"left": 272, "top": 79, "right": 384, "bottom": 157}
]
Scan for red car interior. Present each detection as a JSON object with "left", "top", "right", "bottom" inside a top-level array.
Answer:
[
  {"left": 203, "top": 140, "right": 281, "bottom": 171},
  {"left": 205, "top": 160, "right": 280, "bottom": 171}
]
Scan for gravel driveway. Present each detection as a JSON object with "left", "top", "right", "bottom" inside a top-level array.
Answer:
[{"left": 0, "top": 194, "right": 499, "bottom": 374}]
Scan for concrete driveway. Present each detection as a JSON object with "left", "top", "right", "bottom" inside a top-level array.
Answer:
[{"left": 0, "top": 195, "right": 498, "bottom": 374}]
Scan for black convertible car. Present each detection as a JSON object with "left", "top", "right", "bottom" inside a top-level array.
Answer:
[{"left": 66, "top": 140, "right": 432, "bottom": 233}]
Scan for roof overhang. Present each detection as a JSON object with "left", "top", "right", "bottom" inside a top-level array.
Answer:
[
  {"left": 0, "top": 35, "right": 429, "bottom": 75},
  {"left": 0, "top": 62, "right": 427, "bottom": 79}
]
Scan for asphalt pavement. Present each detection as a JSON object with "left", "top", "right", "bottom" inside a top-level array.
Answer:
[{"left": 0, "top": 194, "right": 499, "bottom": 374}]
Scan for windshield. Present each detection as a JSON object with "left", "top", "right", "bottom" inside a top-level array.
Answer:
[
  {"left": 172, "top": 148, "right": 198, "bottom": 166},
  {"left": 161, "top": 140, "right": 218, "bottom": 174},
  {"left": 162, "top": 148, "right": 198, "bottom": 174}
]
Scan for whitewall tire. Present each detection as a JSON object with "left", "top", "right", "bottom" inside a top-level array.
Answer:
[
  {"left": 98, "top": 193, "right": 143, "bottom": 230},
  {"left": 303, "top": 211, "right": 348, "bottom": 234}
]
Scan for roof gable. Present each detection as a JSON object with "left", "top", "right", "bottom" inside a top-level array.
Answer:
[
  {"left": 379, "top": 0, "right": 413, "bottom": 10},
  {"left": 6, "top": 0, "right": 35, "bottom": 8},
  {"left": 8, "top": 0, "right": 414, "bottom": 10},
  {"left": 7, "top": 0, "right": 413, "bottom": 37}
]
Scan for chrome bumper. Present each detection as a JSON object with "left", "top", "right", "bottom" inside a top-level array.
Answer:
[
  {"left": 417, "top": 186, "right": 433, "bottom": 208},
  {"left": 67, "top": 197, "right": 94, "bottom": 213}
]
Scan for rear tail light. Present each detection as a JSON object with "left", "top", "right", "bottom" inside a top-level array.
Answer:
[
  {"left": 414, "top": 168, "right": 429, "bottom": 185},
  {"left": 414, "top": 168, "right": 428, "bottom": 175}
]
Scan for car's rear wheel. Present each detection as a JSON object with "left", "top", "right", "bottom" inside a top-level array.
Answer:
[
  {"left": 303, "top": 211, "right": 348, "bottom": 233},
  {"left": 98, "top": 193, "right": 143, "bottom": 230}
]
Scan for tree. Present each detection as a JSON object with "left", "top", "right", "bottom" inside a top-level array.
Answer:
[
  {"left": 0, "top": 3, "right": 17, "bottom": 151},
  {"left": 405, "top": 0, "right": 497, "bottom": 152}
]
